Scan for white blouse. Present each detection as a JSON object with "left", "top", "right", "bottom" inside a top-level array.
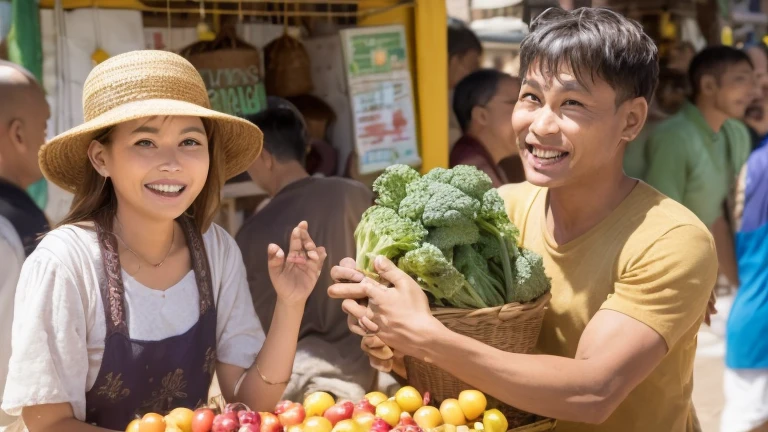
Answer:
[{"left": 1, "top": 223, "right": 266, "bottom": 429}]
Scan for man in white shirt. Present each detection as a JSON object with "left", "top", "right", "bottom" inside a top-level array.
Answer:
[{"left": 0, "top": 60, "right": 50, "bottom": 431}]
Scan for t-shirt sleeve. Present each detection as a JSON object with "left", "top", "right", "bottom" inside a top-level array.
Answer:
[
  {"left": 601, "top": 224, "right": 718, "bottom": 349},
  {"left": 213, "top": 227, "right": 266, "bottom": 369},
  {"left": 1, "top": 250, "right": 90, "bottom": 420},
  {"left": 644, "top": 128, "right": 689, "bottom": 203}
]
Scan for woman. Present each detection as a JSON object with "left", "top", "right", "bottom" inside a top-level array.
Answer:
[{"left": 1, "top": 50, "right": 326, "bottom": 431}]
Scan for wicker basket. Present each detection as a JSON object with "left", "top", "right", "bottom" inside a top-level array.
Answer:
[
  {"left": 405, "top": 292, "right": 551, "bottom": 429},
  {"left": 509, "top": 419, "right": 557, "bottom": 431}
]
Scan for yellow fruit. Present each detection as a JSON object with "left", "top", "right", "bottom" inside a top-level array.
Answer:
[
  {"left": 126, "top": 419, "right": 141, "bottom": 432},
  {"left": 458, "top": 391, "right": 487, "bottom": 421},
  {"left": 304, "top": 392, "right": 336, "bottom": 417},
  {"left": 287, "top": 424, "right": 305, "bottom": 432},
  {"left": 304, "top": 416, "right": 334, "bottom": 432},
  {"left": 439, "top": 399, "right": 466, "bottom": 426},
  {"left": 353, "top": 412, "right": 376, "bottom": 431},
  {"left": 138, "top": 413, "right": 166, "bottom": 432},
  {"left": 375, "top": 401, "right": 402, "bottom": 427},
  {"left": 395, "top": 386, "right": 423, "bottom": 414},
  {"left": 167, "top": 407, "right": 194, "bottom": 432},
  {"left": 413, "top": 406, "right": 443, "bottom": 429},
  {"left": 482, "top": 409, "right": 508, "bottom": 432},
  {"left": 332, "top": 419, "right": 361, "bottom": 432},
  {"left": 166, "top": 427, "right": 182, "bottom": 432},
  {"left": 365, "top": 392, "right": 388, "bottom": 407}
]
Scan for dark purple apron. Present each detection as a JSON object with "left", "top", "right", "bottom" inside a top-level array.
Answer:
[{"left": 84, "top": 217, "right": 217, "bottom": 430}]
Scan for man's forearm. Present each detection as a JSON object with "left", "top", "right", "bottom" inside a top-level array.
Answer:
[
  {"left": 420, "top": 326, "right": 616, "bottom": 424},
  {"left": 711, "top": 215, "right": 739, "bottom": 287},
  {"left": 237, "top": 301, "right": 303, "bottom": 411}
]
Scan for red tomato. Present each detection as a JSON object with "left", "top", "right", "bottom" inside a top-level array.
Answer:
[
  {"left": 278, "top": 403, "right": 306, "bottom": 427},
  {"left": 192, "top": 408, "right": 216, "bottom": 432}
]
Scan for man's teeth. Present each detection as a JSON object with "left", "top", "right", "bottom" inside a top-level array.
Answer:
[
  {"left": 531, "top": 147, "right": 565, "bottom": 159},
  {"left": 147, "top": 184, "right": 184, "bottom": 193}
]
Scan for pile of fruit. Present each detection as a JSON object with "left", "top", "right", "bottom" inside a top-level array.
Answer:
[{"left": 125, "top": 387, "right": 508, "bottom": 432}]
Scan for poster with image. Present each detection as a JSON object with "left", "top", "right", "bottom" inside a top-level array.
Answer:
[{"left": 341, "top": 25, "right": 421, "bottom": 174}]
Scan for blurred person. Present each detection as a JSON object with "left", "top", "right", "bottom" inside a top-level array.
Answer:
[
  {"left": 744, "top": 44, "right": 768, "bottom": 152},
  {"left": 448, "top": 18, "right": 483, "bottom": 148},
  {"left": 721, "top": 145, "right": 768, "bottom": 432},
  {"left": 644, "top": 46, "right": 757, "bottom": 289},
  {"left": 0, "top": 60, "right": 49, "bottom": 431},
  {"left": 237, "top": 105, "right": 376, "bottom": 401},
  {"left": 450, "top": 69, "right": 523, "bottom": 186},
  {"left": 667, "top": 41, "right": 697, "bottom": 73},
  {"left": 331, "top": 8, "right": 719, "bottom": 431}
]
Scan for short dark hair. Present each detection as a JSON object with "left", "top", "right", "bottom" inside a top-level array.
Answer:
[
  {"left": 689, "top": 45, "right": 753, "bottom": 101},
  {"left": 453, "top": 69, "right": 516, "bottom": 132},
  {"left": 519, "top": 7, "right": 659, "bottom": 105},
  {"left": 244, "top": 108, "right": 307, "bottom": 164},
  {"left": 448, "top": 18, "right": 482, "bottom": 59}
]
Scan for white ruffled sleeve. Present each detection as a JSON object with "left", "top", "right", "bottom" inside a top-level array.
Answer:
[{"left": 1, "top": 249, "right": 91, "bottom": 421}]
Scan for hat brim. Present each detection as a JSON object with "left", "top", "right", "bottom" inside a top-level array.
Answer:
[{"left": 40, "top": 98, "right": 263, "bottom": 193}]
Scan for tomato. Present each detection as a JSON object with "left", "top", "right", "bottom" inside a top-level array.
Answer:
[
  {"left": 305, "top": 416, "right": 334, "bottom": 432},
  {"left": 375, "top": 401, "right": 402, "bottom": 427},
  {"left": 138, "top": 413, "right": 166, "bottom": 432},
  {"left": 261, "top": 412, "right": 283, "bottom": 432},
  {"left": 331, "top": 419, "right": 362, "bottom": 432},
  {"left": 439, "top": 399, "right": 465, "bottom": 426},
  {"left": 279, "top": 403, "right": 307, "bottom": 427},
  {"left": 413, "top": 407, "right": 442, "bottom": 429},
  {"left": 304, "top": 392, "right": 336, "bottom": 417},
  {"left": 457, "top": 391, "right": 487, "bottom": 421},
  {"left": 166, "top": 407, "right": 195, "bottom": 432},
  {"left": 192, "top": 408, "right": 216, "bottom": 432},
  {"left": 364, "top": 392, "right": 388, "bottom": 407},
  {"left": 125, "top": 419, "right": 141, "bottom": 432},
  {"left": 394, "top": 387, "right": 422, "bottom": 414}
]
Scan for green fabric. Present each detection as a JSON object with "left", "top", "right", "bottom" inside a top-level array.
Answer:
[
  {"left": 624, "top": 122, "right": 656, "bottom": 180},
  {"left": 643, "top": 102, "right": 751, "bottom": 227},
  {"left": 26, "top": 177, "right": 47, "bottom": 211},
  {"left": 7, "top": 0, "right": 43, "bottom": 83}
]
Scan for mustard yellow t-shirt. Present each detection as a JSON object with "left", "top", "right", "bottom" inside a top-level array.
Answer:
[{"left": 497, "top": 181, "right": 718, "bottom": 432}]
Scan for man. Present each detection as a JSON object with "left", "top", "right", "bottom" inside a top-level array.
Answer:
[
  {"left": 0, "top": 60, "right": 49, "bottom": 430},
  {"left": 645, "top": 46, "right": 756, "bottom": 291},
  {"left": 744, "top": 44, "right": 768, "bottom": 152},
  {"left": 329, "top": 8, "right": 717, "bottom": 431},
  {"left": 448, "top": 18, "right": 483, "bottom": 148},
  {"left": 236, "top": 102, "right": 376, "bottom": 401},
  {"left": 450, "top": 69, "right": 523, "bottom": 186}
]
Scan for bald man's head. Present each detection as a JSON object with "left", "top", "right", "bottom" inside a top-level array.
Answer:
[{"left": 0, "top": 60, "right": 49, "bottom": 188}]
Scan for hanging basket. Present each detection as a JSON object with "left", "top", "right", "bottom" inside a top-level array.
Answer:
[
  {"left": 405, "top": 292, "right": 552, "bottom": 429},
  {"left": 263, "top": 33, "right": 314, "bottom": 98}
]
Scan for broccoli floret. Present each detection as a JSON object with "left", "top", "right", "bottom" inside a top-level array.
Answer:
[
  {"left": 398, "top": 244, "right": 488, "bottom": 309},
  {"left": 372, "top": 164, "right": 421, "bottom": 210},
  {"left": 398, "top": 178, "right": 431, "bottom": 221},
  {"left": 426, "top": 218, "right": 480, "bottom": 252},
  {"left": 422, "top": 182, "right": 481, "bottom": 227},
  {"left": 454, "top": 245, "right": 505, "bottom": 307},
  {"left": 446, "top": 165, "right": 493, "bottom": 200},
  {"left": 511, "top": 248, "right": 551, "bottom": 303},
  {"left": 422, "top": 167, "right": 454, "bottom": 184},
  {"left": 354, "top": 206, "right": 428, "bottom": 274}
]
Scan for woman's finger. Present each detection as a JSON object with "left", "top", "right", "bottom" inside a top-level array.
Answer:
[
  {"left": 370, "top": 357, "right": 394, "bottom": 373},
  {"left": 341, "top": 298, "right": 370, "bottom": 320},
  {"left": 330, "top": 264, "right": 364, "bottom": 284},
  {"left": 340, "top": 257, "right": 358, "bottom": 269},
  {"left": 328, "top": 282, "right": 370, "bottom": 300},
  {"left": 348, "top": 313, "right": 368, "bottom": 338},
  {"left": 266, "top": 244, "right": 285, "bottom": 269}
]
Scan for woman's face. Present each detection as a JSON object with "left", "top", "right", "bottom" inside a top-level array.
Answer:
[{"left": 92, "top": 116, "right": 210, "bottom": 223}]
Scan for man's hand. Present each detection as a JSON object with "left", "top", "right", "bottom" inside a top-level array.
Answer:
[{"left": 704, "top": 289, "right": 718, "bottom": 326}]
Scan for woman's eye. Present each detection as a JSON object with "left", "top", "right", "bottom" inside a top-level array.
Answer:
[
  {"left": 135, "top": 139, "right": 154, "bottom": 147},
  {"left": 521, "top": 93, "right": 540, "bottom": 103},
  {"left": 181, "top": 139, "right": 201, "bottom": 147}
]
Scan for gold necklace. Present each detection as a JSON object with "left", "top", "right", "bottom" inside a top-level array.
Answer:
[{"left": 114, "top": 218, "right": 175, "bottom": 271}]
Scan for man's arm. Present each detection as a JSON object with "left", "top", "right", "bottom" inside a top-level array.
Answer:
[
  {"left": 711, "top": 214, "right": 739, "bottom": 287},
  {"left": 420, "top": 310, "right": 666, "bottom": 424}
]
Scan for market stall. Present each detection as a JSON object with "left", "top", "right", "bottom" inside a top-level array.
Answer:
[{"left": 32, "top": 0, "right": 450, "bottom": 233}]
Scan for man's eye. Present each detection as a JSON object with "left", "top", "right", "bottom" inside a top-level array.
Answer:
[
  {"left": 181, "top": 139, "right": 201, "bottom": 147},
  {"left": 522, "top": 93, "right": 540, "bottom": 102},
  {"left": 563, "top": 99, "right": 584, "bottom": 107},
  {"left": 135, "top": 140, "right": 154, "bottom": 147}
]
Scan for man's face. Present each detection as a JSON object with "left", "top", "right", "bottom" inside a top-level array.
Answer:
[
  {"left": 14, "top": 91, "right": 49, "bottom": 186},
  {"left": 449, "top": 50, "right": 481, "bottom": 89},
  {"left": 472, "top": 78, "right": 520, "bottom": 152},
  {"left": 711, "top": 61, "right": 758, "bottom": 119},
  {"left": 513, "top": 65, "right": 639, "bottom": 188}
]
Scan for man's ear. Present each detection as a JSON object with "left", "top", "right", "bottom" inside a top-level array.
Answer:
[
  {"left": 87, "top": 139, "right": 110, "bottom": 177},
  {"left": 471, "top": 105, "right": 489, "bottom": 127},
  {"left": 700, "top": 75, "right": 718, "bottom": 97},
  {"left": 620, "top": 97, "right": 649, "bottom": 143},
  {"left": 8, "top": 119, "right": 25, "bottom": 150}
]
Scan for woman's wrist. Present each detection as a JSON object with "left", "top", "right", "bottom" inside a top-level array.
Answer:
[{"left": 274, "top": 298, "right": 306, "bottom": 317}]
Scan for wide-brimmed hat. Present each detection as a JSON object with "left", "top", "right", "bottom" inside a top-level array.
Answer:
[{"left": 40, "top": 50, "right": 263, "bottom": 193}]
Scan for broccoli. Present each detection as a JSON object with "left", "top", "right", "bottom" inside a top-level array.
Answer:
[
  {"left": 422, "top": 182, "right": 481, "bottom": 227},
  {"left": 398, "top": 178, "right": 431, "bottom": 221},
  {"left": 511, "top": 248, "right": 552, "bottom": 303},
  {"left": 372, "top": 164, "right": 421, "bottom": 210},
  {"left": 426, "top": 218, "right": 480, "bottom": 253},
  {"left": 398, "top": 244, "right": 488, "bottom": 309},
  {"left": 445, "top": 165, "right": 493, "bottom": 200},
  {"left": 354, "top": 206, "right": 428, "bottom": 275},
  {"left": 454, "top": 245, "right": 505, "bottom": 306}
]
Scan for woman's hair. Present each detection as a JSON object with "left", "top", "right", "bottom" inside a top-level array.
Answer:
[{"left": 57, "top": 117, "right": 224, "bottom": 233}]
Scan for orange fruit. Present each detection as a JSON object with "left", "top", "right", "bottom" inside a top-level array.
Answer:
[
  {"left": 125, "top": 419, "right": 141, "bottom": 432},
  {"left": 138, "top": 413, "right": 166, "bottom": 432},
  {"left": 413, "top": 406, "right": 443, "bottom": 429}
]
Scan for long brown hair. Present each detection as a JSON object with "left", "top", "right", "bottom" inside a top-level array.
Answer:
[{"left": 57, "top": 118, "right": 224, "bottom": 234}]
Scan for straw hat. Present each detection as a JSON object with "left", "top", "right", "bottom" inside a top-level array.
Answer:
[{"left": 40, "top": 50, "right": 263, "bottom": 193}]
